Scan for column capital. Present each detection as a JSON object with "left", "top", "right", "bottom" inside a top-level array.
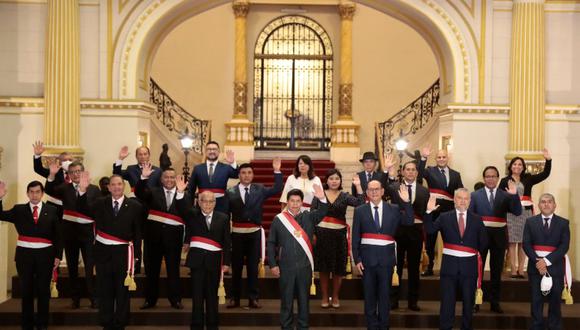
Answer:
[
  {"left": 339, "top": 2, "right": 356, "bottom": 20},
  {"left": 233, "top": 0, "right": 250, "bottom": 18}
]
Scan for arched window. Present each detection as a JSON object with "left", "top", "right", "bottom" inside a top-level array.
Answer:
[{"left": 253, "top": 16, "right": 333, "bottom": 150}]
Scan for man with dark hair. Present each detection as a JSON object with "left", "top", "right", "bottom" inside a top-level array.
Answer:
[
  {"left": 226, "top": 158, "right": 283, "bottom": 309},
  {"left": 113, "top": 145, "right": 162, "bottom": 190},
  {"left": 469, "top": 166, "right": 522, "bottom": 313},
  {"left": 136, "top": 165, "right": 191, "bottom": 310},
  {"left": 99, "top": 177, "right": 111, "bottom": 197},
  {"left": 45, "top": 160, "right": 100, "bottom": 309},
  {"left": 187, "top": 141, "right": 238, "bottom": 213},
  {"left": 0, "top": 180, "right": 63, "bottom": 330},
  {"left": 78, "top": 173, "right": 144, "bottom": 330},
  {"left": 267, "top": 186, "right": 327, "bottom": 329},
  {"left": 32, "top": 140, "right": 72, "bottom": 207}
]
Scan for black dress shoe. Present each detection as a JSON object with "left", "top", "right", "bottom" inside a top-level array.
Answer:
[
  {"left": 408, "top": 304, "right": 421, "bottom": 311},
  {"left": 71, "top": 299, "right": 80, "bottom": 309},
  {"left": 171, "top": 302, "right": 184, "bottom": 310},
  {"left": 139, "top": 301, "right": 156, "bottom": 310},
  {"left": 391, "top": 302, "right": 399, "bottom": 310},
  {"left": 421, "top": 269, "right": 434, "bottom": 277},
  {"left": 490, "top": 304, "right": 504, "bottom": 314},
  {"left": 248, "top": 299, "right": 262, "bottom": 309},
  {"left": 473, "top": 305, "right": 480, "bottom": 313},
  {"left": 226, "top": 299, "right": 240, "bottom": 309}
]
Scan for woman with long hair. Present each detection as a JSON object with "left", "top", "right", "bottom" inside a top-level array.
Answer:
[{"left": 279, "top": 155, "right": 322, "bottom": 211}]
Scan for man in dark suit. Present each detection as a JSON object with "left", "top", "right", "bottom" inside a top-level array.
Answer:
[
  {"left": 45, "top": 161, "right": 100, "bottom": 309},
  {"left": 188, "top": 141, "right": 239, "bottom": 214},
  {"left": 78, "top": 173, "right": 143, "bottom": 330},
  {"left": 352, "top": 180, "right": 414, "bottom": 330},
  {"left": 418, "top": 146, "right": 464, "bottom": 276},
  {"left": 267, "top": 186, "right": 328, "bottom": 330},
  {"left": 469, "top": 166, "right": 522, "bottom": 313},
  {"left": 32, "top": 140, "right": 71, "bottom": 209},
  {"left": 135, "top": 165, "right": 191, "bottom": 310},
  {"left": 423, "top": 188, "right": 488, "bottom": 330},
  {"left": 176, "top": 177, "right": 231, "bottom": 330},
  {"left": 226, "top": 158, "right": 283, "bottom": 309},
  {"left": 113, "top": 145, "right": 162, "bottom": 190},
  {"left": 352, "top": 152, "right": 393, "bottom": 195},
  {"left": 0, "top": 180, "right": 63, "bottom": 330},
  {"left": 523, "top": 193, "right": 570, "bottom": 330},
  {"left": 388, "top": 161, "right": 430, "bottom": 311}
]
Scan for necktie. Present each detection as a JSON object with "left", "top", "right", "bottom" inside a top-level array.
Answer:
[
  {"left": 206, "top": 215, "right": 211, "bottom": 230},
  {"left": 367, "top": 172, "right": 372, "bottom": 183},
  {"left": 440, "top": 168, "right": 447, "bottom": 187},
  {"left": 458, "top": 212, "right": 465, "bottom": 238},
  {"left": 32, "top": 206, "right": 39, "bottom": 225},
  {"left": 166, "top": 190, "right": 173, "bottom": 210},
  {"left": 373, "top": 206, "right": 380, "bottom": 229},
  {"left": 407, "top": 184, "right": 413, "bottom": 203},
  {"left": 544, "top": 218, "right": 550, "bottom": 232},
  {"left": 74, "top": 184, "right": 79, "bottom": 197},
  {"left": 113, "top": 200, "right": 119, "bottom": 216},
  {"left": 244, "top": 187, "right": 249, "bottom": 204},
  {"left": 489, "top": 189, "right": 495, "bottom": 208},
  {"left": 208, "top": 163, "right": 214, "bottom": 183}
]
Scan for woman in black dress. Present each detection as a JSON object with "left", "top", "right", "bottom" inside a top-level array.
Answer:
[{"left": 312, "top": 169, "right": 364, "bottom": 308}]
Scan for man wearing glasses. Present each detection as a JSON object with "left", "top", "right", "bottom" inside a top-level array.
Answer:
[{"left": 469, "top": 166, "right": 522, "bottom": 313}]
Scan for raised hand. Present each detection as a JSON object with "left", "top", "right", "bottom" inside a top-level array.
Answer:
[
  {"left": 398, "top": 184, "right": 410, "bottom": 203},
  {"left": 543, "top": 148, "right": 551, "bottom": 160},
  {"left": 33, "top": 141, "right": 45, "bottom": 156},
  {"left": 48, "top": 160, "right": 61, "bottom": 177},
  {"left": 427, "top": 196, "right": 439, "bottom": 212},
  {"left": 0, "top": 181, "right": 7, "bottom": 199},
  {"left": 141, "top": 163, "right": 153, "bottom": 178},
  {"left": 118, "top": 146, "right": 129, "bottom": 160},
  {"left": 352, "top": 174, "right": 361, "bottom": 187},
  {"left": 506, "top": 179, "right": 518, "bottom": 195},
  {"left": 383, "top": 153, "right": 395, "bottom": 171},
  {"left": 272, "top": 157, "right": 282, "bottom": 172},
  {"left": 78, "top": 171, "right": 90, "bottom": 193},
  {"left": 421, "top": 144, "right": 432, "bottom": 159},
  {"left": 225, "top": 150, "right": 235, "bottom": 164},
  {"left": 313, "top": 183, "right": 325, "bottom": 200},
  {"left": 176, "top": 175, "right": 187, "bottom": 192}
]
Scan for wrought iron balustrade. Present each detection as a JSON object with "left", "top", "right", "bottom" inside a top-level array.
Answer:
[{"left": 149, "top": 78, "right": 211, "bottom": 155}]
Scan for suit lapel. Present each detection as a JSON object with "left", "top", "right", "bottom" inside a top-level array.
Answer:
[{"left": 380, "top": 202, "right": 388, "bottom": 232}]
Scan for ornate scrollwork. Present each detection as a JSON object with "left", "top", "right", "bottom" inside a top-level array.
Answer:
[
  {"left": 149, "top": 79, "right": 211, "bottom": 155},
  {"left": 376, "top": 79, "right": 440, "bottom": 155}
]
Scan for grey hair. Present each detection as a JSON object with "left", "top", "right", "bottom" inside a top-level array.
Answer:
[
  {"left": 539, "top": 193, "right": 556, "bottom": 203},
  {"left": 454, "top": 187, "right": 470, "bottom": 197}
]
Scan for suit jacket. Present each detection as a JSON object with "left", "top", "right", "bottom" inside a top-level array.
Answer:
[
  {"left": 417, "top": 159, "right": 463, "bottom": 212},
  {"left": 351, "top": 170, "right": 388, "bottom": 195},
  {"left": 498, "top": 159, "right": 552, "bottom": 199},
  {"left": 423, "top": 210, "right": 488, "bottom": 277},
  {"left": 468, "top": 187, "right": 522, "bottom": 220},
  {"left": 0, "top": 201, "right": 63, "bottom": 261},
  {"left": 227, "top": 172, "right": 283, "bottom": 225},
  {"left": 176, "top": 198, "right": 231, "bottom": 270},
  {"left": 523, "top": 214, "right": 570, "bottom": 277},
  {"left": 187, "top": 161, "right": 239, "bottom": 196},
  {"left": 351, "top": 201, "right": 414, "bottom": 268},
  {"left": 79, "top": 195, "right": 143, "bottom": 263},
  {"left": 267, "top": 201, "right": 328, "bottom": 270},
  {"left": 387, "top": 181, "right": 429, "bottom": 241},
  {"left": 113, "top": 163, "right": 162, "bottom": 188},
  {"left": 45, "top": 180, "right": 100, "bottom": 241}
]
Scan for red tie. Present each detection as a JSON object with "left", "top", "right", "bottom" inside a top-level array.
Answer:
[
  {"left": 33, "top": 206, "right": 39, "bottom": 225},
  {"left": 458, "top": 212, "right": 465, "bottom": 238}
]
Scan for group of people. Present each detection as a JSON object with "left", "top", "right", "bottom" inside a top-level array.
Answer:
[{"left": 0, "top": 139, "right": 570, "bottom": 330}]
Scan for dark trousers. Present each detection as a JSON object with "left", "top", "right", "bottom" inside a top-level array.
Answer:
[
  {"left": 391, "top": 234, "right": 422, "bottom": 305},
  {"left": 64, "top": 236, "right": 95, "bottom": 302},
  {"left": 529, "top": 274, "right": 563, "bottom": 330},
  {"left": 362, "top": 264, "right": 393, "bottom": 330},
  {"left": 96, "top": 251, "right": 130, "bottom": 329},
  {"left": 425, "top": 232, "right": 438, "bottom": 270},
  {"left": 279, "top": 265, "right": 311, "bottom": 330},
  {"left": 143, "top": 223, "right": 183, "bottom": 305},
  {"left": 481, "top": 227, "right": 507, "bottom": 305},
  {"left": 439, "top": 274, "right": 477, "bottom": 330},
  {"left": 16, "top": 248, "right": 53, "bottom": 330},
  {"left": 191, "top": 266, "right": 220, "bottom": 330},
  {"left": 231, "top": 231, "right": 260, "bottom": 301}
]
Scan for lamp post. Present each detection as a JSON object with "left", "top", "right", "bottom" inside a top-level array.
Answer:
[
  {"left": 394, "top": 130, "right": 408, "bottom": 182},
  {"left": 179, "top": 128, "right": 195, "bottom": 181}
]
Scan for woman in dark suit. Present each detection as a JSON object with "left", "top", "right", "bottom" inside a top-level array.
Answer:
[{"left": 499, "top": 148, "right": 551, "bottom": 278}]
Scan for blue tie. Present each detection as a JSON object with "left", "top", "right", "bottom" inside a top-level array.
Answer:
[{"left": 374, "top": 206, "right": 380, "bottom": 229}]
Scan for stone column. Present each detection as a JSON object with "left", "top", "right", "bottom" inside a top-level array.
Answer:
[
  {"left": 43, "top": 0, "right": 83, "bottom": 157},
  {"left": 331, "top": 0, "right": 360, "bottom": 162},
  {"left": 225, "top": 0, "right": 254, "bottom": 162},
  {"left": 507, "top": 0, "right": 545, "bottom": 162}
]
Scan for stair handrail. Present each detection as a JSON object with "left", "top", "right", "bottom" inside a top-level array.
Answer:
[
  {"left": 149, "top": 78, "right": 211, "bottom": 155},
  {"left": 375, "top": 79, "right": 440, "bottom": 169}
]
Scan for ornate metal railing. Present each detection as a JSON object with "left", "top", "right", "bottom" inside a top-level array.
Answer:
[
  {"left": 376, "top": 79, "right": 440, "bottom": 163},
  {"left": 149, "top": 78, "right": 211, "bottom": 155}
]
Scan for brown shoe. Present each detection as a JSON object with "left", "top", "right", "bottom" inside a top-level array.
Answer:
[
  {"left": 248, "top": 299, "right": 262, "bottom": 309},
  {"left": 226, "top": 299, "right": 240, "bottom": 309}
]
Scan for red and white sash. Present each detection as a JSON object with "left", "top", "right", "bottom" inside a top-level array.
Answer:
[
  {"left": 533, "top": 245, "right": 573, "bottom": 291},
  {"left": 429, "top": 188, "right": 453, "bottom": 202},
  {"left": 317, "top": 216, "right": 347, "bottom": 230},
  {"left": 520, "top": 195, "right": 534, "bottom": 208},
  {"left": 231, "top": 222, "right": 261, "bottom": 234},
  {"left": 190, "top": 236, "right": 222, "bottom": 251},
  {"left": 360, "top": 233, "right": 395, "bottom": 246},
  {"left": 414, "top": 214, "right": 423, "bottom": 224},
  {"left": 17, "top": 235, "right": 52, "bottom": 249},
  {"left": 482, "top": 216, "right": 507, "bottom": 228},
  {"left": 277, "top": 211, "right": 314, "bottom": 271},
  {"left": 443, "top": 243, "right": 483, "bottom": 290},
  {"left": 45, "top": 193, "right": 63, "bottom": 206},
  {"left": 147, "top": 210, "right": 185, "bottom": 226},
  {"left": 198, "top": 188, "right": 226, "bottom": 198},
  {"left": 127, "top": 187, "right": 136, "bottom": 198},
  {"left": 63, "top": 210, "right": 94, "bottom": 224},
  {"left": 95, "top": 230, "right": 135, "bottom": 280}
]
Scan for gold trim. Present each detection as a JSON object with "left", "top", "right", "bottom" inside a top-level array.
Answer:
[
  {"left": 107, "top": 0, "right": 113, "bottom": 98},
  {"left": 232, "top": 0, "right": 249, "bottom": 18},
  {"left": 338, "top": 2, "right": 356, "bottom": 20}
]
